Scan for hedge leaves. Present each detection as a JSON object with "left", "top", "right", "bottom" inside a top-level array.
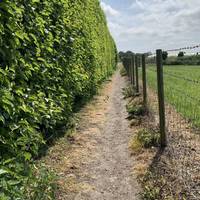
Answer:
[{"left": 0, "top": 0, "right": 117, "bottom": 199}]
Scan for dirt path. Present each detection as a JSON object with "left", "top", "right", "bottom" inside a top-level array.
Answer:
[{"left": 43, "top": 69, "right": 141, "bottom": 200}]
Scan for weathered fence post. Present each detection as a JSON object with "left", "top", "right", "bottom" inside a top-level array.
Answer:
[
  {"left": 125, "top": 57, "right": 129, "bottom": 77},
  {"left": 156, "top": 49, "right": 167, "bottom": 148},
  {"left": 135, "top": 54, "right": 139, "bottom": 93},
  {"left": 130, "top": 56, "right": 133, "bottom": 84},
  {"left": 122, "top": 58, "right": 126, "bottom": 72},
  {"left": 129, "top": 58, "right": 131, "bottom": 80},
  {"left": 142, "top": 54, "right": 147, "bottom": 107},
  {"left": 132, "top": 54, "right": 135, "bottom": 86},
  {"left": 126, "top": 57, "right": 128, "bottom": 74},
  {"left": 127, "top": 57, "right": 130, "bottom": 79}
]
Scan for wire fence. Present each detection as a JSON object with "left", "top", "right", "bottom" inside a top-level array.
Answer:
[
  {"left": 122, "top": 49, "right": 200, "bottom": 199},
  {"left": 166, "top": 43, "right": 200, "bottom": 52}
]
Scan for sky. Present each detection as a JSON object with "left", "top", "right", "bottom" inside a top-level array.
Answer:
[{"left": 100, "top": 0, "right": 200, "bottom": 54}]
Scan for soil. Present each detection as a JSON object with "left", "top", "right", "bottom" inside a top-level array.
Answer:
[
  {"left": 134, "top": 86, "right": 200, "bottom": 199},
  {"left": 42, "top": 68, "right": 141, "bottom": 200}
]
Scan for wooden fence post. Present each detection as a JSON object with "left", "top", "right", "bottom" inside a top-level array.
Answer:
[
  {"left": 156, "top": 49, "right": 167, "bottom": 148},
  {"left": 126, "top": 57, "right": 129, "bottom": 76},
  {"left": 125, "top": 57, "right": 129, "bottom": 77},
  {"left": 122, "top": 58, "right": 126, "bottom": 72},
  {"left": 128, "top": 57, "right": 131, "bottom": 80},
  {"left": 142, "top": 54, "right": 147, "bottom": 107},
  {"left": 135, "top": 54, "right": 139, "bottom": 93},
  {"left": 126, "top": 57, "right": 129, "bottom": 78},
  {"left": 132, "top": 54, "right": 135, "bottom": 86},
  {"left": 130, "top": 56, "right": 133, "bottom": 84}
]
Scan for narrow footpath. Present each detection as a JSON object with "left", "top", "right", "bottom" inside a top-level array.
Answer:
[{"left": 43, "top": 69, "right": 141, "bottom": 200}]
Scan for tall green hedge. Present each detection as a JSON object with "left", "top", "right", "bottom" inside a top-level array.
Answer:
[{"left": 0, "top": 0, "right": 117, "bottom": 198}]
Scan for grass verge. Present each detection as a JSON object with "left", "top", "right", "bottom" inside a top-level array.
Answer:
[{"left": 120, "top": 66, "right": 127, "bottom": 76}]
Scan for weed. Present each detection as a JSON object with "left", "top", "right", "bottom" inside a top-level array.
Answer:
[
  {"left": 126, "top": 103, "right": 148, "bottom": 119},
  {"left": 129, "top": 128, "right": 159, "bottom": 155},
  {"left": 120, "top": 67, "right": 127, "bottom": 76},
  {"left": 129, "top": 135, "right": 143, "bottom": 153},
  {"left": 137, "top": 128, "right": 160, "bottom": 148},
  {"left": 141, "top": 184, "right": 160, "bottom": 200},
  {"left": 122, "top": 86, "right": 136, "bottom": 99}
]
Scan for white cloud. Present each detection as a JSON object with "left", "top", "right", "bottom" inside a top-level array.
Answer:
[
  {"left": 100, "top": 2, "right": 120, "bottom": 17},
  {"left": 120, "top": 27, "right": 157, "bottom": 37},
  {"left": 102, "top": 0, "right": 200, "bottom": 52},
  {"left": 134, "top": 0, "right": 145, "bottom": 10}
]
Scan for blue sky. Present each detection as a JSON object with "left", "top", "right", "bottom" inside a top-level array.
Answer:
[{"left": 100, "top": 0, "right": 200, "bottom": 54}]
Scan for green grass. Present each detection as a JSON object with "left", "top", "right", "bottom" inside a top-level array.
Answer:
[{"left": 140, "top": 65, "right": 200, "bottom": 128}]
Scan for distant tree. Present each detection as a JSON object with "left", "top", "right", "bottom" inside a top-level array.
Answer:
[
  {"left": 178, "top": 51, "right": 185, "bottom": 57},
  {"left": 126, "top": 51, "right": 134, "bottom": 56},
  {"left": 118, "top": 51, "right": 125, "bottom": 60},
  {"left": 145, "top": 52, "right": 152, "bottom": 57},
  {"left": 162, "top": 51, "right": 168, "bottom": 60}
]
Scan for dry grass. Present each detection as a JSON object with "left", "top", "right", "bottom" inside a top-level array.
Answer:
[
  {"left": 39, "top": 77, "right": 114, "bottom": 200},
  {"left": 129, "top": 134, "right": 157, "bottom": 179},
  {"left": 128, "top": 87, "right": 200, "bottom": 199},
  {"left": 129, "top": 135, "right": 143, "bottom": 154}
]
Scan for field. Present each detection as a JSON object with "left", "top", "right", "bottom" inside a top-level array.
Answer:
[{"left": 143, "top": 65, "right": 200, "bottom": 128}]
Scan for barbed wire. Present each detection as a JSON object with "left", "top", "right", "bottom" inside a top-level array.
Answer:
[
  {"left": 147, "top": 52, "right": 156, "bottom": 57},
  {"left": 143, "top": 43, "right": 200, "bottom": 56},
  {"left": 164, "top": 71, "right": 200, "bottom": 84},
  {"left": 144, "top": 68, "right": 200, "bottom": 103},
  {"left": 166, "top": 44, "right": 200, "bottom": 52},
  {"left": 146, "top": 66, "right": 200, "bottom": 84},
  {"left": 134, "top": 44, "right": 200, "bottom": 200},
  {"left": 145, "top": 69, "right": 200, "bottom": 101}
]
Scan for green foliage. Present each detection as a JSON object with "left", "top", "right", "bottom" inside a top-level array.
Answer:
[
  {"left": 0, "top": 0, "right": 117, "bottom": 198},
  {"left": 137, "top": 128, "right": 160, "bottom": 148},
  {"left": 126, "top": 103, "right": 147, "bottom": 117},
  {"left": 141, "top": 171, "right": 187, "bottom": 200},
  {"left": 0, "top": 159, "right": 55, "bottom": 200},
  {"left": 24, "top": 166, "right": 56, "bottom": 200},
  {"left": 162, "top": 51, "right": 168, "bottom": 60},
  {"left": 120, "top": 67, "right": 127, "bottom": 77},
  {"left": 162, "top": 55, "right": 200, "bottom": 65},
  {"left": 141, "top": 178, "right": 160, "bottom": 200},
  {"left": 122, "top": 86, "right": 136, "bottom": 99},
  {"left": 178, "top": 51, "right": 185, "bottom": 57},
  {"left": 147, "top": 54, "right": 200, "bottom": 65},
  {"left": 118, "top": 51, "right": 126, "bottom": 61}
]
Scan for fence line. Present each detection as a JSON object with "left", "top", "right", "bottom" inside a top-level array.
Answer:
[
  {"left": 164, "top": 71, "right": 200, "bottom": 84},
  {"left": 121, "top": 49, "right": 200, "bottom": 146},
  {"left": 166, "top": 43, "right": 200, "bottom": 52},
  {"left": 122, "top": 49, "right": 200, "bottom": 197},
  {"left": 122, "top": 51, "right": 166, "bottom": 147}
]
